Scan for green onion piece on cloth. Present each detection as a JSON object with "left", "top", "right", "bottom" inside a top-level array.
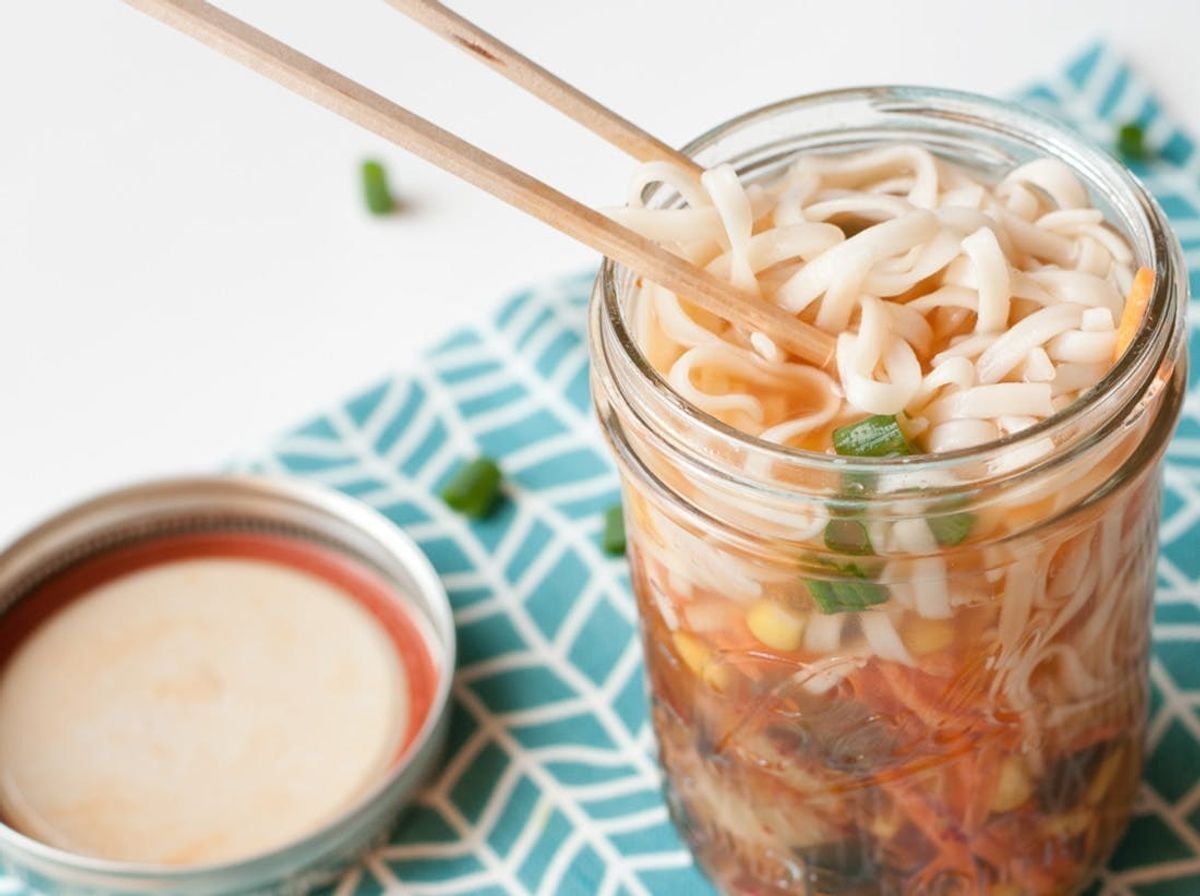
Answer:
[
  {"left": 362, "top": 159, "right": 396, "bottom": 215},
  {"left": 603, "top": 504, "right": 626, "bottom": 556},
  {"left": 443, "top": 457, "right": 503, "bottom": 519},
  {"left": 1117, "top": 123, "right": 1147, "bottom": 162}
]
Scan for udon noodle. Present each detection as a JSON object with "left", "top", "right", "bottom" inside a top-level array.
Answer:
[
  {"left": 612, "top": 147, "right": 1136, "bottom": 455},
  {"left": 602, "top": 146, "right": 1168, "bottom": 894}
]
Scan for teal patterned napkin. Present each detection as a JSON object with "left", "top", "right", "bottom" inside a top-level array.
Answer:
[{"left": 5, "top": 42, "right": 1200, "bottom": 896}]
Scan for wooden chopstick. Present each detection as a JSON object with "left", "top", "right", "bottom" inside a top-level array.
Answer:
[
  {"left": 381, "top": 0, "right": 703, "bottom": 174},
  {"left": 120, "top": 0, "right": 836, "bottom": 367}
]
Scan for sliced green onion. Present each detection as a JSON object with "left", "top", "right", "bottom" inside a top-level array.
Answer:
[
  {"left": 832, "top": 415, "right": 912, "bottom": 458},
  {"left": 831, "top": 560, "right": 872, "bottom": 579},
  {"left": 442, "top": 457, "right": 502, "bottom": 518},
  {"left": 802, "top": 559, "right": 888, "bottom": 614},
  {"left": 361, "top": 159, "right": 396, "bottom": 215},
  {"left": 1117, "top": 123, "right": 1147, "bottom": 163},
  {"left": 803, "top": 579, "right": 837, "bottom": 611},
  {"left": 848, "top": 579, "right": 888, "bottom": 608},
  {"left": 824, "top": 518, "right": 872, "bottom": 556},
  {"left": 603, "top": 503, "right": 626, "bottom": 556},
  {"left": 928, "top": 511, "right": 974, "bottom": 546},
  {"left": 807, "top": 416, "right": 908, "bottom": 611},
  {"left": 804, "top": 577, "right": 888, "bottom": 614}
]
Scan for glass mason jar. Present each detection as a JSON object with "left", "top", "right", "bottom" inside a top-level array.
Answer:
[{"left": 588, "top": 88, "right": 1188, "bottom": 895}]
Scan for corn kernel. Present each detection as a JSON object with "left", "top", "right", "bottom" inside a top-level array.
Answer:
[
  {"left": 671, "top": 631, "right": 732, "bottom": 693},
  {"left": 746, "top": 600, "right": 806, "bottom": 652},
  {"left": 991, "top": 756, "right": 1033, "bottom": 813},
  {"left": 672, "top": 631, "right": 708, "bottom": 677},
  {"left": 904, "top": 617, "right": 956, "bottom": 655}
]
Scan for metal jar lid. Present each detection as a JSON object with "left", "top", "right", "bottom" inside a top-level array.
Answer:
[{"left": 0, "top": 474, "right": 455, "bottom": 895}]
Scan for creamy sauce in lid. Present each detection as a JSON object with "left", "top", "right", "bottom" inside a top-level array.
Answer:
[{"left": 0, "top": 537, "right": 429, "bottom": 866}]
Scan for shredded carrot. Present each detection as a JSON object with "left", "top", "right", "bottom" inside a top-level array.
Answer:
[
  {"left": 875, "top": 663, "right": 991, "bottom": 736},
  {"left": 1114, "top": 267, "right": 1155, "bottom": 361},
  {"left": 961, "top": 743, "right": 1003, "bottom": 834},
  {"left": 880, "top": 778, "right": 975, "bottom": 872},
  {"left": 973, "top": 825, "right": 1078, "bottom": 893}
]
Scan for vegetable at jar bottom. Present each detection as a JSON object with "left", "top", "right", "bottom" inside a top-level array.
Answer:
[{"left": 627, "top": 471, "right": 1159, "bottom": 896}]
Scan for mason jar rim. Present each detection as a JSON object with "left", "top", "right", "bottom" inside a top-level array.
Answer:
[{"left": 594, "top": 85, "right": 1186, "bottom": 491}]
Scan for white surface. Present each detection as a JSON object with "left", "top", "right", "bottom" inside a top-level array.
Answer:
[{"left": 0, "top": 1, "right": 1192, "bottom": 542}]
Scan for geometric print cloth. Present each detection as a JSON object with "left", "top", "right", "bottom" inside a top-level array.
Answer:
[{"left": 2, "top": 43, "right": 1200, "bottom": 896}]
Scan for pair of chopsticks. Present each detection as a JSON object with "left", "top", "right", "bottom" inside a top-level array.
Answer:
[{"left": 122, "top": 0, "right": 835, "bottom": 368}]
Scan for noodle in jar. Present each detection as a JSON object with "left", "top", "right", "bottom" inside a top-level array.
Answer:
[{"left": 592, "top": 136, "right": 1184, "bottom": 895}]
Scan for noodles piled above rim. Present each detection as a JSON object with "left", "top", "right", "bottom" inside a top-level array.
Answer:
[{"left": 611, "top": 146, "right": 1149, "bottom": 456}]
